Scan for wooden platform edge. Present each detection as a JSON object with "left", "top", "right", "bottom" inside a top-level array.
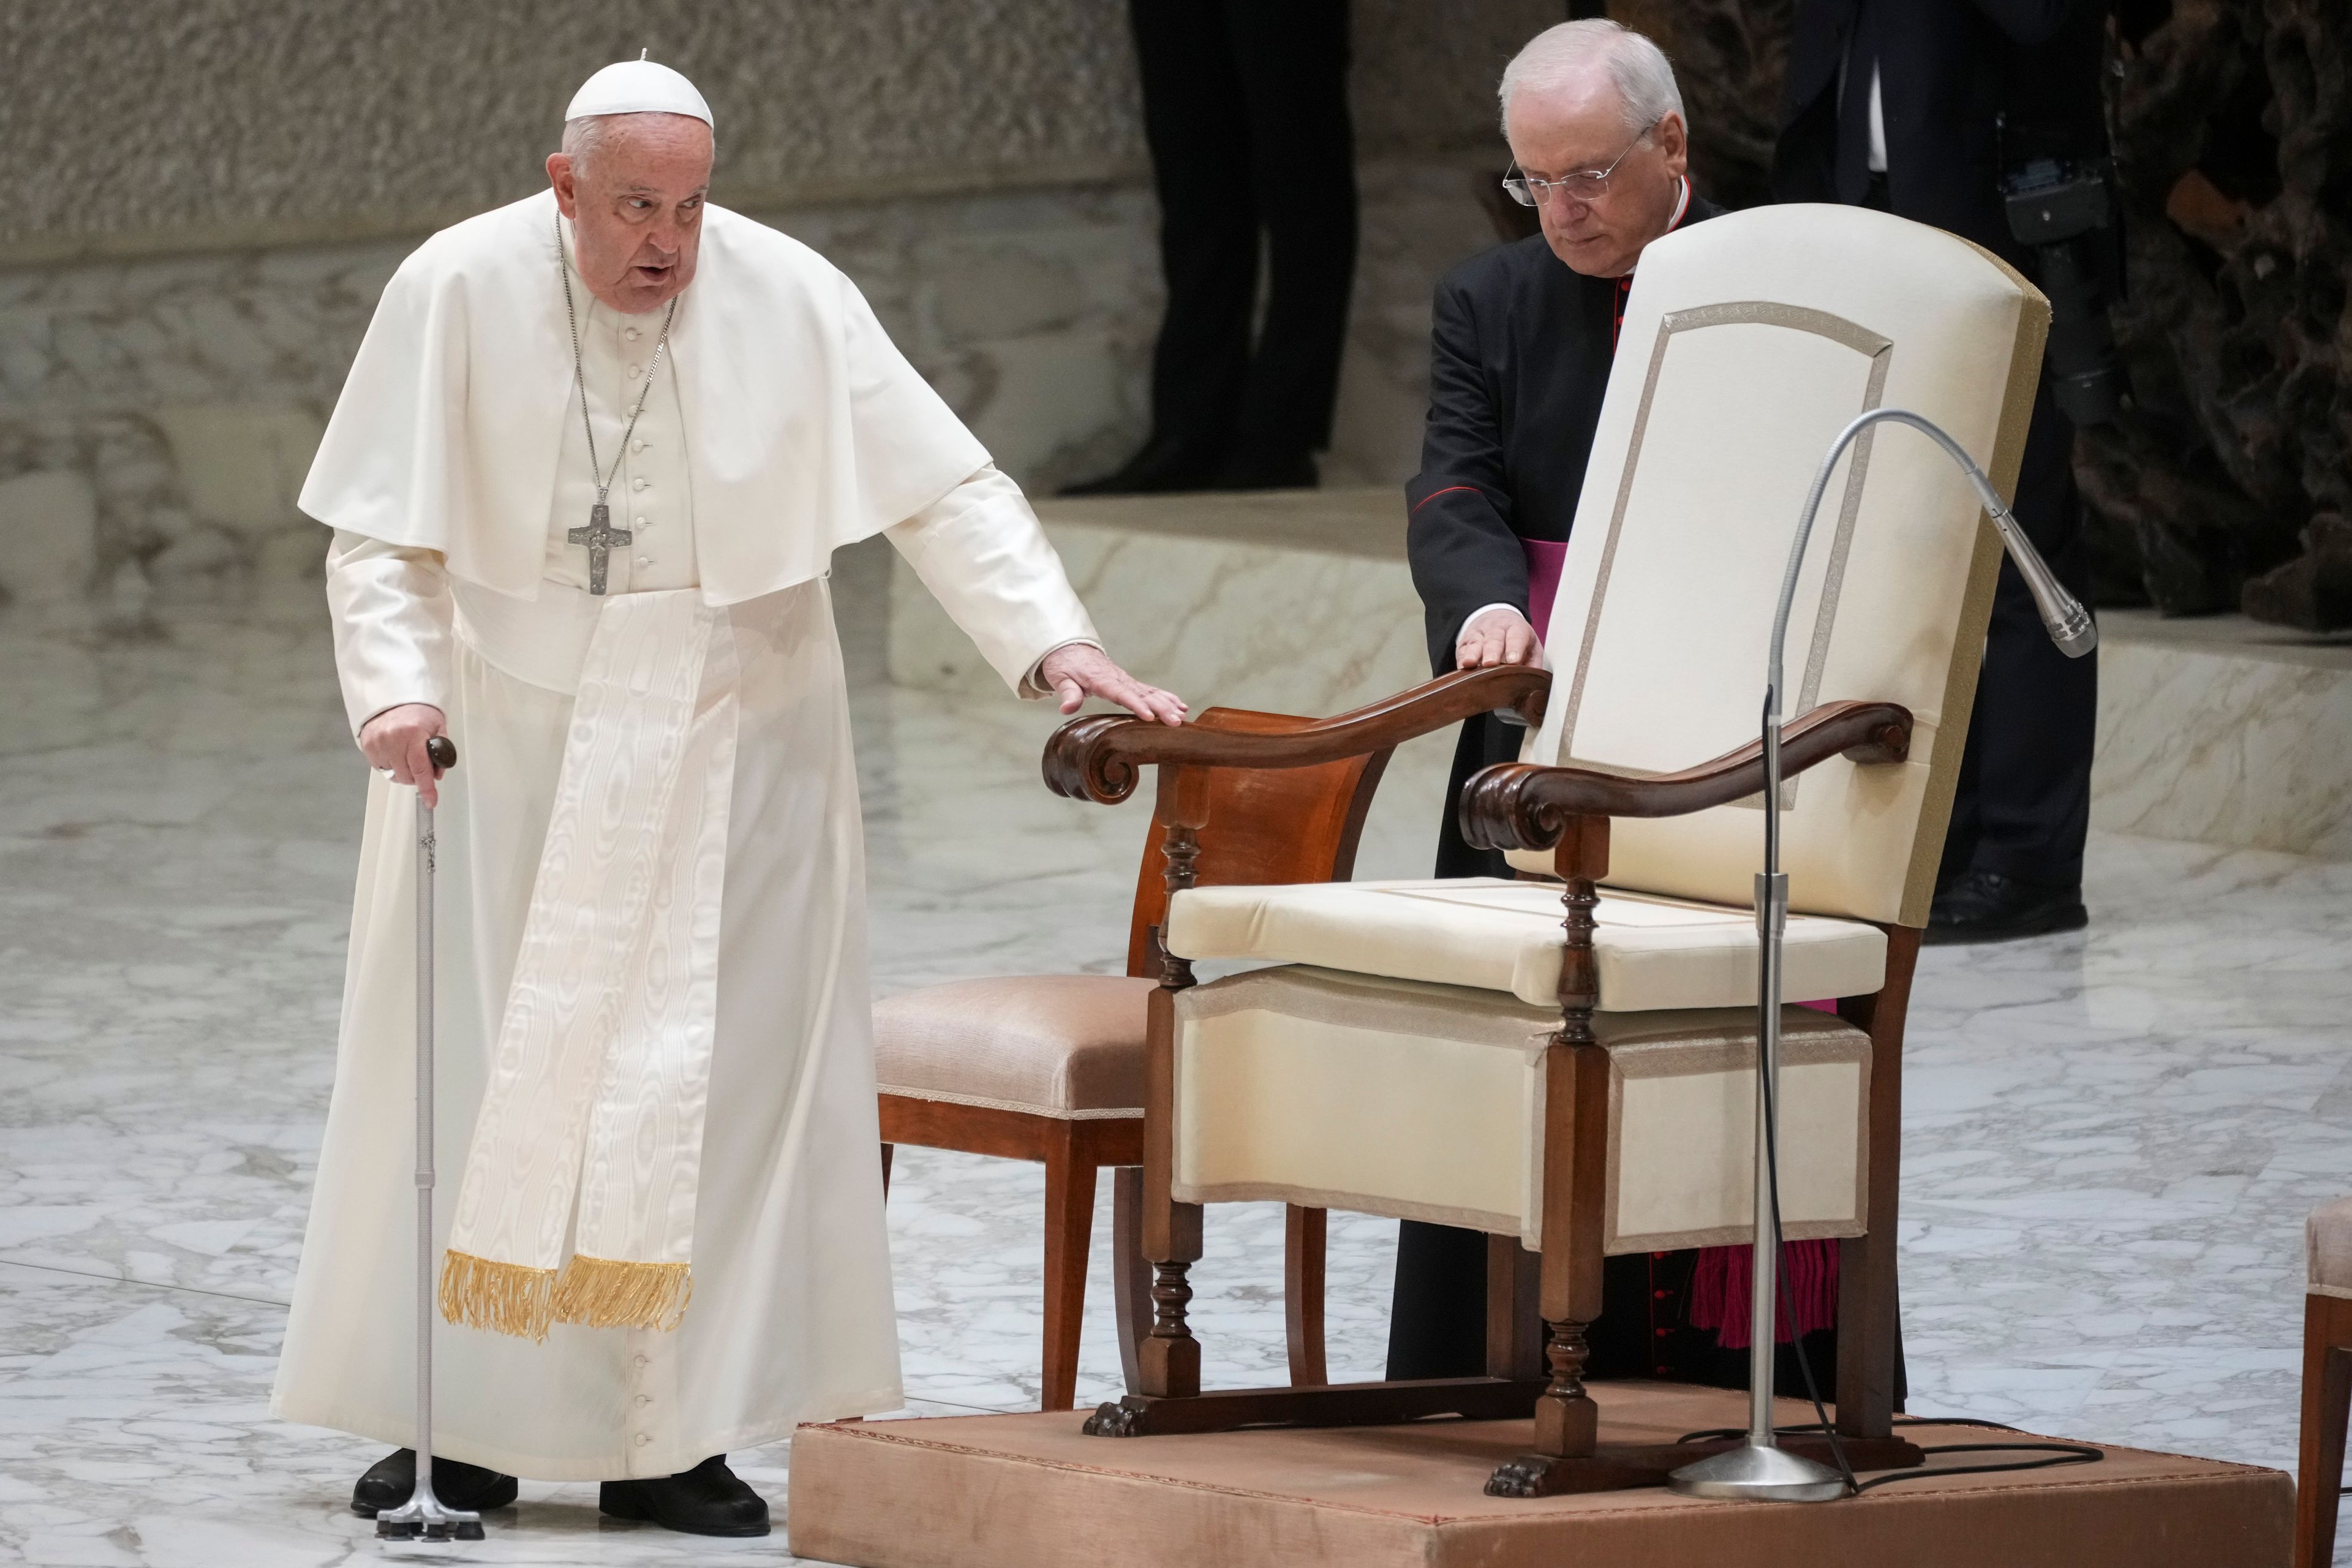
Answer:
[{"left": 783, "top": 1417, "right": 2294, "bottom": 1568}]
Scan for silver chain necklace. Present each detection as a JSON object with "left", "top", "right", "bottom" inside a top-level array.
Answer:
[{"left": 557, "top": 212, "right": 678, "bottom": 594}]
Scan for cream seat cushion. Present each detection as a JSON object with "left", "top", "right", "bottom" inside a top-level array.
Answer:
[
  {"left": 2310, "top": 1197, "right": 2352, "bottom": 1300},
  {"left": 1165, "top": 878, "right": 1885, "bottom": 1011},
  {"left": 873, "top": 975, "right": 1155, "bottom": 1120},
  {"left": 1173, "top": 965, "right": 1869, "bottom": 1254}
]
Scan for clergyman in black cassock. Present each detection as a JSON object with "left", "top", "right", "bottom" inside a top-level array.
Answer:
[{"left": 1392, "top": 19, "right": 1849, "bottom": 1396}]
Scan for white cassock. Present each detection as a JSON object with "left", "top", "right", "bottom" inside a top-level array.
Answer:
[{"left": 271, "top": 186, "right": 1098, "bottom": 1481}]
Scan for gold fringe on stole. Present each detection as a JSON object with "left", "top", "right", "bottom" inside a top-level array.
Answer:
[
  {"left": 551, "top": 1255, "right": 695, "bottom": 1332},
  {"left": 437, "top": 1250, "right": 559, "bottom": 1341}
]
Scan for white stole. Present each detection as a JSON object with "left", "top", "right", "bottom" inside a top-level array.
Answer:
[{"left": 440, "top": 587, "right": 739, "bottom": 1340}]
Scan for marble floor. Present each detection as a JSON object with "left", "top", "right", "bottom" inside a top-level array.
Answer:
[{"left": 1, "top": 573, "right": 2348, "bottom": 1565}]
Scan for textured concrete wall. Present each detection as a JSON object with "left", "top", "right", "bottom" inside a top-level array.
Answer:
[{"left": 1, "top": 0, "right": 1557, "bottom": 263}]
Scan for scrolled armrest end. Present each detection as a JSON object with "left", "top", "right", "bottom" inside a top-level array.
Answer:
[
  {"left": 1460, "top": 763, "right": 1577, "bottom": 853},
  {"left": 1042, "top": 714, "right": 1144, "bottom": 804},
  {"left": 1845, "top": 716, "right": 1912, "bottom": 766}
]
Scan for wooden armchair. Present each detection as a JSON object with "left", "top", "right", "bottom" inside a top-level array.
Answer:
[
  {"left": 1037, "top": 203, "right": 2053, "bottom": 1495},
  {"left": 874, "top": 707, "right": 1389, "bottom": 1409}
]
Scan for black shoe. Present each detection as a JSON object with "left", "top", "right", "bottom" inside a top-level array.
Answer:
[
  {"left": 1210, "top": 450, "right": 1319, "bottom": 491},
  {"left": 1924, "top": 870, "right": 2087, "bottom": 945},
  {"left": 1060, "top": 435, "right": 1227, "bottom": 496},
  {"left": 600, "top": 1455, "right": 771, "bottom": 1537},
  {"left": 350, "top": 1448, "right": 518, "bottom": 1517}
]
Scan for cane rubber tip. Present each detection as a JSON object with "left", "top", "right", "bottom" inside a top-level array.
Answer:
[{"left": 426, "top": 736, "right": 458, "bottom": 770}]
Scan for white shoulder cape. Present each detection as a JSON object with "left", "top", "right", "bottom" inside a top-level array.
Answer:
[{"left": 299, "top": 188, "right": 989, "bottom": 605}]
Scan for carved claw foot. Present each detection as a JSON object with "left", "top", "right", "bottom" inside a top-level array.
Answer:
[
  {"left": 1083, "top": 1400, "right": 1144, "bottom": 1437},
  {"left": 1485, "top": 1453, "right": 1563, "bottom": 1498}
]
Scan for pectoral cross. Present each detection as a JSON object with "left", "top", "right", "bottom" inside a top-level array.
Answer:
[{"left": 568, "top": 503, "right": 632, "bottom": 595}]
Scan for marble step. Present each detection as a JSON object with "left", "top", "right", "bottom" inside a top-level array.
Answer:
[{"left": 888, "top": 487, "right": 2352, "bottom": 865}]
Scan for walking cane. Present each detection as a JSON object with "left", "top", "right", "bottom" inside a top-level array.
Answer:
[{"left": 375, "top": 735, "right": 486, "bottom": 1545}]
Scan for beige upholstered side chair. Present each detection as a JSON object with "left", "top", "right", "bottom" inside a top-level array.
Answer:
[
  {"left": 1044, "top": 204, "right": 2050, "bottom": 1494},
  {"left": 874, "top": 709, "right": 1382, "bottom": 1410},
  {"left": 2295, "top": 1197, "right": 2352, "bottom": 1567}
]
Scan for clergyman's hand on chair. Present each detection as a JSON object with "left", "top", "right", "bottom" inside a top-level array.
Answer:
[
  {"left": 359, "top": 703, "right": 451, "bottom": 807},
  {"left": 1038, "top": 644, "right": 1188, "bottom": 727},
  {"left": 1455, "top": 606, "right": 1543, "bottom": 670}
]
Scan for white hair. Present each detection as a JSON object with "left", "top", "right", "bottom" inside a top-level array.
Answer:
[
  {"left": 562, "top": 115, "right": 613, "bottom": 175},
  {"left": 560, "top": 112, "right": 712, "bottom": 178},
  {"left": 1498, "top": 19, "right": 1684, "bottom": 137}
]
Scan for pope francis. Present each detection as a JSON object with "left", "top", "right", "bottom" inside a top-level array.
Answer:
[{"left": 271, "top": 59, "right": 1185, "bottom": 1538}]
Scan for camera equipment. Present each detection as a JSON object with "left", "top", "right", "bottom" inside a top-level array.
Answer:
[{"left": 2001, "top": 156, "right": 2125, "bottom": 428}]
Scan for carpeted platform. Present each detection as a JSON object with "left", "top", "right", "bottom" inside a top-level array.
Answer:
[{"left": 786, "top": 1382, "right": 2290, "bottom": 1568}]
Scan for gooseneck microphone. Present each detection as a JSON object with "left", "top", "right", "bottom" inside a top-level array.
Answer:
[
  {"left": 1781, "top": 409, "right": 2098, "bottom": 667},
  {"left": 1669, "top": 409, "right": 2094, "bottom": 1506}
]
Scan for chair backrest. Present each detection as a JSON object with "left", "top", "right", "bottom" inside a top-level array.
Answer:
[
  {"left": 1126, "top": 709, "right": 1390, "bottom": 977},
  {"left": 1513, "top": 204, "right": 2049, "bottom": 929}
]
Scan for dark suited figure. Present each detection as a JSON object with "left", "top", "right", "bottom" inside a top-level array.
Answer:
[
  {"left": 1776, "top": 0, "right": 2109, "bottom": 942},
  {"left": 1066, "top": 1, "right": 1358, "bottom": 496},
  {"left": 1393, "top": 21, "right": 1854, "bottom": 1392}
]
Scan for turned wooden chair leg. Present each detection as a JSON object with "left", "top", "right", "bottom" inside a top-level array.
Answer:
[
  {"left": 2296, "top": 1293, "right": 2352, "bottom": 1568},
  {"left": 1488, "top": 818, "right": 1611, "bottom": 1498},
  {"left": 1138, "top": 907, "right": 1205, "bottom": 1400},
  {"left": 1139, "top": 1207, "right": 1204, "bottom": 1400},
  {"left": 1041, "top": 1125, "right": 1098, "bottom": 1412},
  {"left": 1112, "top": 1166, "right": 1150, "bottom": 1395},
  {"left": 1533, "top": 1041, "right": 1608, "bottom": 1463},
  {"left": 1284, "top": 1205, "right": 1328, "bottom": 1386}
]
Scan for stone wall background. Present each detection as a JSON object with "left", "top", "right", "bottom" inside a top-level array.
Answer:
[
  {"left": 0, "top": 0, "right": 1555, "bottom": 262},
  {"left": 0, "top": 1, "right": 1560, "bottom": 623}
]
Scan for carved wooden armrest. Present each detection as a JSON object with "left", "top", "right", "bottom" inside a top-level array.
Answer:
[
  {"left": 1042, "top": 665, "right": 1551, "bottom": 805},
  {"left": 1458, "top": 699, "right": 1913, "bottom": 852}
]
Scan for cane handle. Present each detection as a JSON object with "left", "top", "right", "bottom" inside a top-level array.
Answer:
[{"left": 425, "top": 736, "right": 458, "bottom": 772}]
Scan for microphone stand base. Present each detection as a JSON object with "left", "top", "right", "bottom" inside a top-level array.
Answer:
[{"left": 1667, "top": 1441, "right": 1847, "bottom": 1502}]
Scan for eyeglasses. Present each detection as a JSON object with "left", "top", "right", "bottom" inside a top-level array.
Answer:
[{"left": 1502, "top": 119, "right": 1660, "bottom": 207}]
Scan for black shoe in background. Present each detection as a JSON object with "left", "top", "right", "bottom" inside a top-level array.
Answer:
[
  {"left": 350, "top": 1448, "right": 518, "bottom": 1517},
  {"left": 1924, "top": 870, "right": 2087, "bottom": 945},
  {"left": 600, "top": 1454, "right": 771, "bottom": 1537},
  {"left": 1060, "top": 434, "right": 1227, "bottom": 496}
]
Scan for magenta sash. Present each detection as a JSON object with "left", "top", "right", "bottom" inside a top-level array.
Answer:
[{"left": 1521, "top": 538, "right": 1567, "bottom": 643}]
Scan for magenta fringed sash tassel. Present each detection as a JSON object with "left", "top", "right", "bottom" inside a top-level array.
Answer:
[
  {"left": 1687, "top": 1239, "right": 1840, "bottom": 1349},
  {"left": 1689, "top": 997, "right": 1845, "bottom": 1349}
]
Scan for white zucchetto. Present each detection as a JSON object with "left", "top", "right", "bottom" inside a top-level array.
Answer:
[{"left": 564, "top": 56, "right": 714, "bottom": 127}]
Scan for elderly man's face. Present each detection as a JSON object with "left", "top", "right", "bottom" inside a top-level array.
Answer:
[
  {"left": 1506, "top": 74, "right": 1688, "bottom": 279},
  {"left": 546, "top": 114, "right": 713, "bottom": 315}
]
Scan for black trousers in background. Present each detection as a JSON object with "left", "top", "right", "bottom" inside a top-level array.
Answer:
[
  {"left": 1129, "top": 0, "right": 1359, "bottom": 470},
  {"left": 1939, "top": 376, "right": 2098, "bottom": 890}
]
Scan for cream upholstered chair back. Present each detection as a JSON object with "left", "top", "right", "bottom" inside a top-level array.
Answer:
[{"left": 1513, "top": 204, "right": 2050, "bottom": 928}]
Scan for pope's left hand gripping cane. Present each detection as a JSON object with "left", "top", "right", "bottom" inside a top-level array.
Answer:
[{"left": 375, "top": 736, "right": 486, "bottom": 1545}]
